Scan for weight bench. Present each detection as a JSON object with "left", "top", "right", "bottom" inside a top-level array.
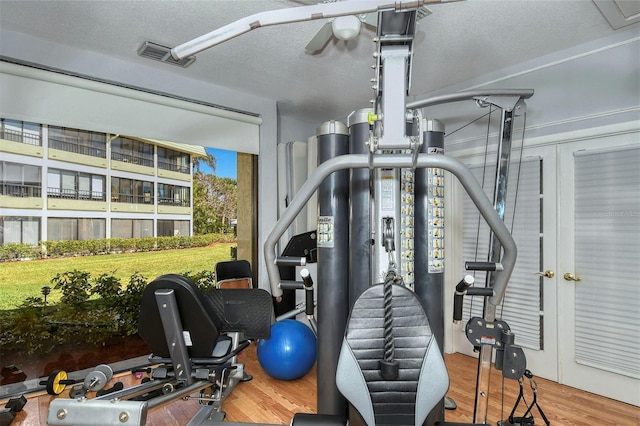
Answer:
[{"left": 48, "top": 274, "right": 273, "bottom": 426}]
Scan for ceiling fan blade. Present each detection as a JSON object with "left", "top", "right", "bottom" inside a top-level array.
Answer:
[{"left": 305, "top": 21, "right": 335, "bottom": 54}]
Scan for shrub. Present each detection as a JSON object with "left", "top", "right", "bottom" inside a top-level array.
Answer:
[
  {"left": 23, "top": 233, "right": 233, "bottom": 261},
  {"left": 117, "top": 272, "right": 149, "bottom": 336},
  {"left": 0, "top": 268, "right": 227, "bottom": 355},
  {"left": 136, "top": 237, "right": 157, "bottom": 251},
  {"left": 92, "top": 272, "right": 122, "bottom": 300},
  {"left": 0, "top": 297, "right": 61, "bottom": 355},
  {"left": 183, "top": 270, "right": 217, "bottom": 293},
  {"left": 0, "top": 243, "right": 42, "bottom": 261},
  {"left": 51, "top": 270, "right": 92, "bottom": 305}
]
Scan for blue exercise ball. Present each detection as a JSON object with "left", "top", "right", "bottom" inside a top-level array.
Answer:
[{"left": 257, "top": 319, "right": 317, "bottom": 381}]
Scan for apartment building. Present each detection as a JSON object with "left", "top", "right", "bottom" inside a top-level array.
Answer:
[{"left": 0, "top": 118, "right": 206, "bottom": 245}]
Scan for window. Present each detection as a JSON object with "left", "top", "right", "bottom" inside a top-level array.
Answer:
[
  {"left": 0, "top": 217, "right": 40, "bottom": 245},
  {"left": 0, "top": 118, "right": 42, "bottom": 146},
  {"left": 47, "top": 168, "right": 106, "bottom": 200},
  {"left": 111, "top": 219, "right": 153, "bottom": 239},
  {"left": 111, "top": 177, "right": 154, "bottom": 204},
  {"left": 157, "top": 147, "right": 190, "bottom": 174},
  {"left": 48, "top": 126, "right": 107, "bottom": 158},
  {"left": 157, "top": 183, "right": 190, "bottom": 206},
  {"left": 111, "top": 137, "right": 154, "bottom": 167},
  {"left": 157, "top": 219, "right": 190, "bottom": 237},
  {"left": 0, "top": 161, "right": 42, "bottom": 197},
  {"left": 47, "top": 218, "right": 105, "bottom": 241}
]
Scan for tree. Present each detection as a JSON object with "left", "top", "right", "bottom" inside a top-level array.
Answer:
[
  {"left": 193, "top": 151, "right": 217, "bottom": 174},
  {"left": 192, "top": 171, "right": 237, "bottom": 234}
]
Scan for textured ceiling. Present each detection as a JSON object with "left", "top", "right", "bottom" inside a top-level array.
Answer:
[{"left": 0, "top": 0, "right": 629, "bottom": 121}]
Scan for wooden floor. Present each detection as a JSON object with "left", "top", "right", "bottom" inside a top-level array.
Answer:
[{"left": 7, "top": 344, "right": 639, "bottom": 425}]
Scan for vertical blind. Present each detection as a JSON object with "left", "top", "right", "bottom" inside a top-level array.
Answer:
[
  {"left": 574, "top": 145, "right": 640, "bottom": 379},
  {"left": 462, "top": 157, "right": 543, "bottom": 350}
]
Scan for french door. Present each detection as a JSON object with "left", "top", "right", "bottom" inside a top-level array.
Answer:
[
  {"left": 454, "top": 144, "right": 558, "bottom": 381},
  {"left": 557, "top": 137, "right": 640, "bottom": 406},
  {"left": 453, "top": 131, "right": 640, "bottom": 405}
]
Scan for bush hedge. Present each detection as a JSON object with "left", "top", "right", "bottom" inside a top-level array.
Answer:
[
  {"left": 0, "top": 233, "right": 235, "bottom": 262},
  {"left": 0, "top": 269, "right": 218, "bottom": 356}
]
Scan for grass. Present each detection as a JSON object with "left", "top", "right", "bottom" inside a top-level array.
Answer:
[{"left": 0, "top": 243, "right": 235, "bottom": 310}]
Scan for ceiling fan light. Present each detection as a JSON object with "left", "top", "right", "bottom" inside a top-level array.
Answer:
[{"left": 332, "top": 15, "right": 361, "bottom": 41}]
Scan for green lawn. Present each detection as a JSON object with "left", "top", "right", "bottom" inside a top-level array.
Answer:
[{"left": 0, "top": 243, "right": 235, "bottom": 310}]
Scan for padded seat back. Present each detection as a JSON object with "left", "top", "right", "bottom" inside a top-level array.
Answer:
[
  {"left": 216, "top": 260, "right": 253, "bottom": 288},
  {"left": 336, "top": 284, "right": 449, "bottom": 426},
  {"left": 138, "top": 274, "right": 222, "bottom": 358},
  {"left": 204, "top": 288, "right": 274, "bottom": 339}
]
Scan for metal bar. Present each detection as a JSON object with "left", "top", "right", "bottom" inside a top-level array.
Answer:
[
  {"left": 265, "top": 153, "right": 517, "bottom": 307},
  {"left": 378, "top": 45, "right": 412, "bottom": 150},
  {"left": 146, "top": 380, "right": 215, "bottom": 410},
  {"left": 94, "top": 378, "right": 169, "bottom": 402},
  {"left": 172, "top": 1, "right": 439, "bottom": 59},
  {"left": 473, "top": 107, "right": 515, "bottom": 424},
  {"left": 154, "top": 289, "right": 193, "bottom": 385},
  {"left": 407, "top": 89, "right": 534, "bottom": 110}
]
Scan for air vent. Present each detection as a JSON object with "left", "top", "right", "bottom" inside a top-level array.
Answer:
[{"left": 138, "top": 41, "right": 196, "bottom": 68}]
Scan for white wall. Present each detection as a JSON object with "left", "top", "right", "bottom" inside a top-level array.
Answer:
[{"left": 413, "top": 25, "right": 640, "bottom": 154}]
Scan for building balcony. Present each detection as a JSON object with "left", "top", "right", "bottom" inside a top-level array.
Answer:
[{"left": 0, "top": 183, "right": 43, "bottom": 209}]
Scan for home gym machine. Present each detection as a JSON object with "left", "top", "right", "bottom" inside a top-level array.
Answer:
[
  {"left": 259, "top": 1, "right": 533, "bottom": 425},
  {"left": 46, "top": 1, "right": 534, "bottom": 424}
]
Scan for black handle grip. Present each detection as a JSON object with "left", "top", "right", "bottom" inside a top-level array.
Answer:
[
  {"left": 453, "top": 294, "right": 465, "bottom": 322},
  {"left": 453, "top": 275, "right": 474, "bottom": 322},
  {"left": 455, "top": 275, "right": 474, "bottom": 293},
  {"left": 465, "top": 261, "right": 502, "bottom": 271},
  {"left": 300, "top": 268, "right": 313, "bottom": 288},
  {"left": 276, "top": 256, "right": 307, "bottom": 267},
  {"left": 301, "top": 269, "right": 315, "bottom": 317},
  {"left": 279, "top": 281, "right": 305, "bottom": 290}
]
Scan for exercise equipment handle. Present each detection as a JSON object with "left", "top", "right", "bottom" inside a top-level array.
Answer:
[
  {"left": 265, "top": 153, "right": 517, "bottom": 305},
  {"left": 301, "top": 268, "right": 315, "bottom": 317},
  {"left": 453, "top": 275, "right": 474, "bottom": 322},
  {"left": 280, "top": 280, "right": 305, "bottom": 290},
  {"left": 465, "top": 261, "right": 504, "bottom": 271},
  {"left": 276, "top": 256, "right": 307, "bottom": 267}
]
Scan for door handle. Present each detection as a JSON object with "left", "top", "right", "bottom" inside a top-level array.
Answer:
[
  {"left": 563, "top": 272, "right": 581, "bottom": 282},
  {"left": 536, "top": 270, "right": 555, "bottom": 279}
]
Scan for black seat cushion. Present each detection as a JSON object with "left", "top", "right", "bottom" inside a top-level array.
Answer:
[
  {"left": 336, "top": 284, "right": 449, "bottom": 426},
  {"left": 215, "top": 260, "right": 252, "bottom": 282},
  {"left": 204, "top": 288, "right": 274, "bottom": 339}
]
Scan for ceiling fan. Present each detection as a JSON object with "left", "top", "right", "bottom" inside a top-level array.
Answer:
[{"left": 297, "top": 0, "right": 432, "bottom": 54}]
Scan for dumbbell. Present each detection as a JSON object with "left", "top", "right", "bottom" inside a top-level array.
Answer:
[
  {"left": 0, "top": 395, "right": 27, "bottom": 426},
  {"left": 69, "top": 364, "right": 113, "bottom": 398}
]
